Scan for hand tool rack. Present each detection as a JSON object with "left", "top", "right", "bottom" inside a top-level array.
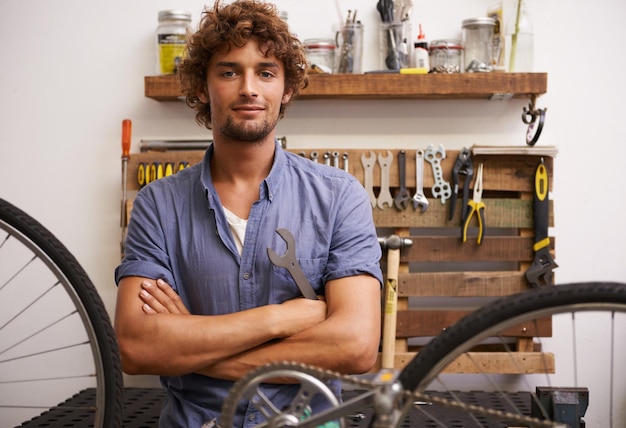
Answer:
[{"left": 120, "top": 147, "right": 556, "bottom": 375}]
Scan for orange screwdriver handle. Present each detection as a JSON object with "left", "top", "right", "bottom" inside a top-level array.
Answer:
[{"left": 121, "top": 119, "right": 132, "bottom": 159}]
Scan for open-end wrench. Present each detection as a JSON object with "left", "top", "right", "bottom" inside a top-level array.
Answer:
[
  {"left": 361, "top": 151, "right": 377, "bottom": 208},
  {"left": 377, "top": 151, "right": 394, "bottom": 210},
  {"left": 267, "top": 228, "right": 318, "bottom": 300},
  {"left": 425, "top": 144, "right": 452, "bottom": 204},
  {"left": 411, "top": 149, "right": 429, "bottom": 212},
  {"left": 393, "top": 150, "right": 411, "bottom": 211}
]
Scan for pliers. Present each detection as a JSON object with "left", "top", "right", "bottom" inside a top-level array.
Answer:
[
  {"left": 449, "top": 148, "right": 473, "bottom": 221},
  {"left": 462, "top": 163, "right": 485, "bottom": 245}
]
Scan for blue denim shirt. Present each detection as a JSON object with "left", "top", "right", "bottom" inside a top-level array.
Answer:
[{"left": 115, "top": 141, "right": 383, "bottom": 428}]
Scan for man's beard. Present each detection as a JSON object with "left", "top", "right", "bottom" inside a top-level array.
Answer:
[{"left": 220, "top": 115, "right": 277, "bottom": 143}]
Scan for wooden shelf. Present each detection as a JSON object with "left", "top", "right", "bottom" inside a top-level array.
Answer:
[{"left": 144, "top": 72, "right": 547, "bottom": 101}]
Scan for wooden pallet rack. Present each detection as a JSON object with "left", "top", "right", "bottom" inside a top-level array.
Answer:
[{"left": 121, "top": 146, "right": 556, "bottom": 375}]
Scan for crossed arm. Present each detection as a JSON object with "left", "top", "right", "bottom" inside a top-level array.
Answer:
[{"left": 114, "top": 275, "right": 381, "bottom": 380}]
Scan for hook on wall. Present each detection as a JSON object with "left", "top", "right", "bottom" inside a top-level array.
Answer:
[{"left": 522, "top": 95, "right": 547, "bottom": 146}]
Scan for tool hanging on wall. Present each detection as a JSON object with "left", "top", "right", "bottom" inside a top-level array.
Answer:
[
  {"left": 449, "top": 148, "right": 474, "bottom": 222},
  {"left": 377, "top": 151, "right": 394, "bottom": 210},
  {"left": 411, "top": 149, "right": 428, "bottom": 212},
  {"left": 425, "top": 144, "right": 452, "bottom": 204},
  {"left": 462, "top": 163, "right": 485, "bottom": 245},
  {"left": 525, "top": 158, "right": 558, "bottom": 287},
  {"left": 523, "top": 95, "right": 547, "bottom": 146},
  {"left": 120, "top": 119, "right": 132, "bottom": 255},
  {"left": 393, "top": 150, "right": 411, "bottom": 210}
]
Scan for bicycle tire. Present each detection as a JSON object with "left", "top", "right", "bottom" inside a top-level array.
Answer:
[
  {"left": 398, "top": 281, "right": 626, "bottom": 426},
  {"left": 0, "top": 198, "right": 123, "bottom": 427}
]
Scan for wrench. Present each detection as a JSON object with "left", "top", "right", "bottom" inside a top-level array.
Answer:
[
  {"left": 267, "top": 228, "right": 318, "bottom": 300},
  {"left": 323, "top": 151, "right": 331, "bottom": 166},
  {"left": 310, "top": 151, "right": 319, "bottom": 163},
  {"left": 411, "top": 149, "right": 429, "bottom": 212},
  {"left": 393, "top": 150, "right": 411, "bottom": 210},
  {"left": 425, "top": 144, "right": 452, "bottom": 204},
  {"left": 377, "top": 151, "right": 394, "bottom": 210},
  {"left": 332, "top": 151, "right": 340, "bottom": 168},
  {"left": 361, "top": 151, "right": 377, "bottom": 208}
]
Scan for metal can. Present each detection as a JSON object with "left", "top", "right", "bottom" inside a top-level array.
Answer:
[
  {"left": 462, "top": 17, "right": 496, "bottom": 72},
  {"left": 429, "top": 39, "right": 463, "bottom": 73},
  {"left": 304, "top": 39, "right": 336, "bottom": 74},
  {"left": 156, "top": 10, "right": 192, "bottom": 75}
]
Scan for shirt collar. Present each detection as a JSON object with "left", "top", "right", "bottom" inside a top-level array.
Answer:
[{"left": 200, "top": 140, "right": 285, "bottom": 206}]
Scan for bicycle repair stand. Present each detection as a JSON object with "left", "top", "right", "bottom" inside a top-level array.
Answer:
[{"left": 531, "top": 387, "right": 589, "bottom": 428}]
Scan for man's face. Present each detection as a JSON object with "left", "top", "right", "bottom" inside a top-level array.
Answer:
[{"left": 203, "top": 38, "right": 292, "bottom": 143}]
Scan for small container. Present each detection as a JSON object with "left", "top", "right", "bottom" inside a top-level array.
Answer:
[
  {"left": 379, "top": 21, "right": 412, "bottom": 70},
  {"left": 429, "top": 39, "right": 463, "bottom": 73},
  {"left": 156, "top": 10, "right": 192, "bottom": 75},
  {"left": 462, "top": 17, "right": 496, "bottom": 72},
  {"left": 304, "top": 39, "right": 336, "bottom": 74},
  {"left": 334, "top": 22, "right": 364, "bottom": 74},
  {"left": 412, "top": 24, "right": 429, "bottom": 70}
]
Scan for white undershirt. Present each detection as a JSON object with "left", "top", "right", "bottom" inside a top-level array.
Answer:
[{"left": 223, "top": 207, "right": 248, "bottom": 256}]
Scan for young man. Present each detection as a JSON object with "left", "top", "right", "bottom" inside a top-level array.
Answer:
[{"left": 114, "top": 1, "right": 383, "bottom": 426}]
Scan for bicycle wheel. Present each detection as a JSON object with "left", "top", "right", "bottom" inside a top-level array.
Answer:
[
  {"left": 0, "top": 198, "right": 123, "bottom": 427},
  {"left": 398, "top": 282, "right": 626, "bottom": 427}
]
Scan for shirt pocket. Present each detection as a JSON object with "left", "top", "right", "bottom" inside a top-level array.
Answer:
[{"left": 270, "top": 257, "right": 326, "bottom": 299}]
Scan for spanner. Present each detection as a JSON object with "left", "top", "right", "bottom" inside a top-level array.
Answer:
[
  {"left": 267, "top": 228, "right": 318, "bottom": 300},
  {"left": 411, "top": 149, "right": 429, "bottom": 212},
  {"left": 393, "top": 150, "right": 411, "bottom": 210},
  {"left": 425, "top": 144, "right": 452, "bottom": 204},
  {"left": 361, "top": 151, "right": 377, "bottom": 208},
  {"left": 377, "top": 151, "right": 394, "bottom": 210}
]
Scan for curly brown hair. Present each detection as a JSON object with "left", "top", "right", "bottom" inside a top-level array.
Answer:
[{"left": 178, "top": 0, "right": 309, "bottom": 130}]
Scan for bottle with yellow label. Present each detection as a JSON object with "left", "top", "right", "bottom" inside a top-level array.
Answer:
[{"left": 156, "top": 10, "right": 192, "bottom": 75}]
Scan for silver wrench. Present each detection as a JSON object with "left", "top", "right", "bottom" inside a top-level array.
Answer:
[
  {"left": 377, "top": 151, "right": 394, "bottom": 210},
  {"left": 411, "top": 149, "right": 429, "bottom": 212},
  {"left": 361, "top": 151, "right": 377, "bottom": 208},
  {"left": 425, "top": 144, "right": 452, "bottom": 204},
  {"left": 267, "top": 228, "right": 318, "bottom": 300}
]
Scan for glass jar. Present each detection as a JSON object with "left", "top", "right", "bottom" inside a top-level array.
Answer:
[
  {"left": 156, "top": 10, "right": 192, "bottom": 75},
  {"left": 505, "top": 0, "right": 534, "bottom": 72},
  {"left": 429, "top": 39, "right": 463, "bottom": 73},
  {"left": 462, "top": 17, "right": 496, "bottom": 72},
  {"left": 304, "top": 39, "right": 336, "bottom": 74}
]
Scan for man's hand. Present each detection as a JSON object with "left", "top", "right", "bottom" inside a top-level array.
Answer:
[{"left": 140, "top": 279, "right": 190, "bottom": 315}]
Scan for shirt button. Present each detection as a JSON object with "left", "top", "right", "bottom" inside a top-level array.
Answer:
[
  {"left": 248, "top": 414, "right": 256, "bottom": 421},
  {"left": 243, "top": 272, "right": 251, "bottom": 280}
]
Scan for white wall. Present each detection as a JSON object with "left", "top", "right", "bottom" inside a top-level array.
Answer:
[{"left": 1, "top": 0, "right": 625, "bottom": 424}]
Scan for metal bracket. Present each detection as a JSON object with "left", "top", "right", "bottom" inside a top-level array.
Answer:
[
  {"left": 531, "top": 386, "right": 589, "bottom": 428},
  {"left": 489, "top": 93, "right": 514, "bottom": 101}
]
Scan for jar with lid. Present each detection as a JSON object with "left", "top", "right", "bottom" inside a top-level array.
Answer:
[
  {"left": 156, "top": 10, "right": 192, "bottom": 75},
  {"left": 429, "top": 39, "right": 463, "bottom": 73},
  {"left": 304, "top": 39, "right": 336, "bottom": 74},
  {"left": 461, "top": 17, "right": 496, "bottom": 72}
]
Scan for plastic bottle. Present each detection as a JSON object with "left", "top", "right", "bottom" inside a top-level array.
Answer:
[
  {"left": 505, "top": 0, "right": 534, "bottom": 72},
  {"left": 413, "top": 24, "right": 430, "bottom": 71}
]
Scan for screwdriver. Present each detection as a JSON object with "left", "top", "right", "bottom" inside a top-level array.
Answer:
[
  {"left": 137, "top": 162, "right": 147, "bottom": 187},
  {"left": 121, "top": 119, "right": 132, "bottom": 255}
]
